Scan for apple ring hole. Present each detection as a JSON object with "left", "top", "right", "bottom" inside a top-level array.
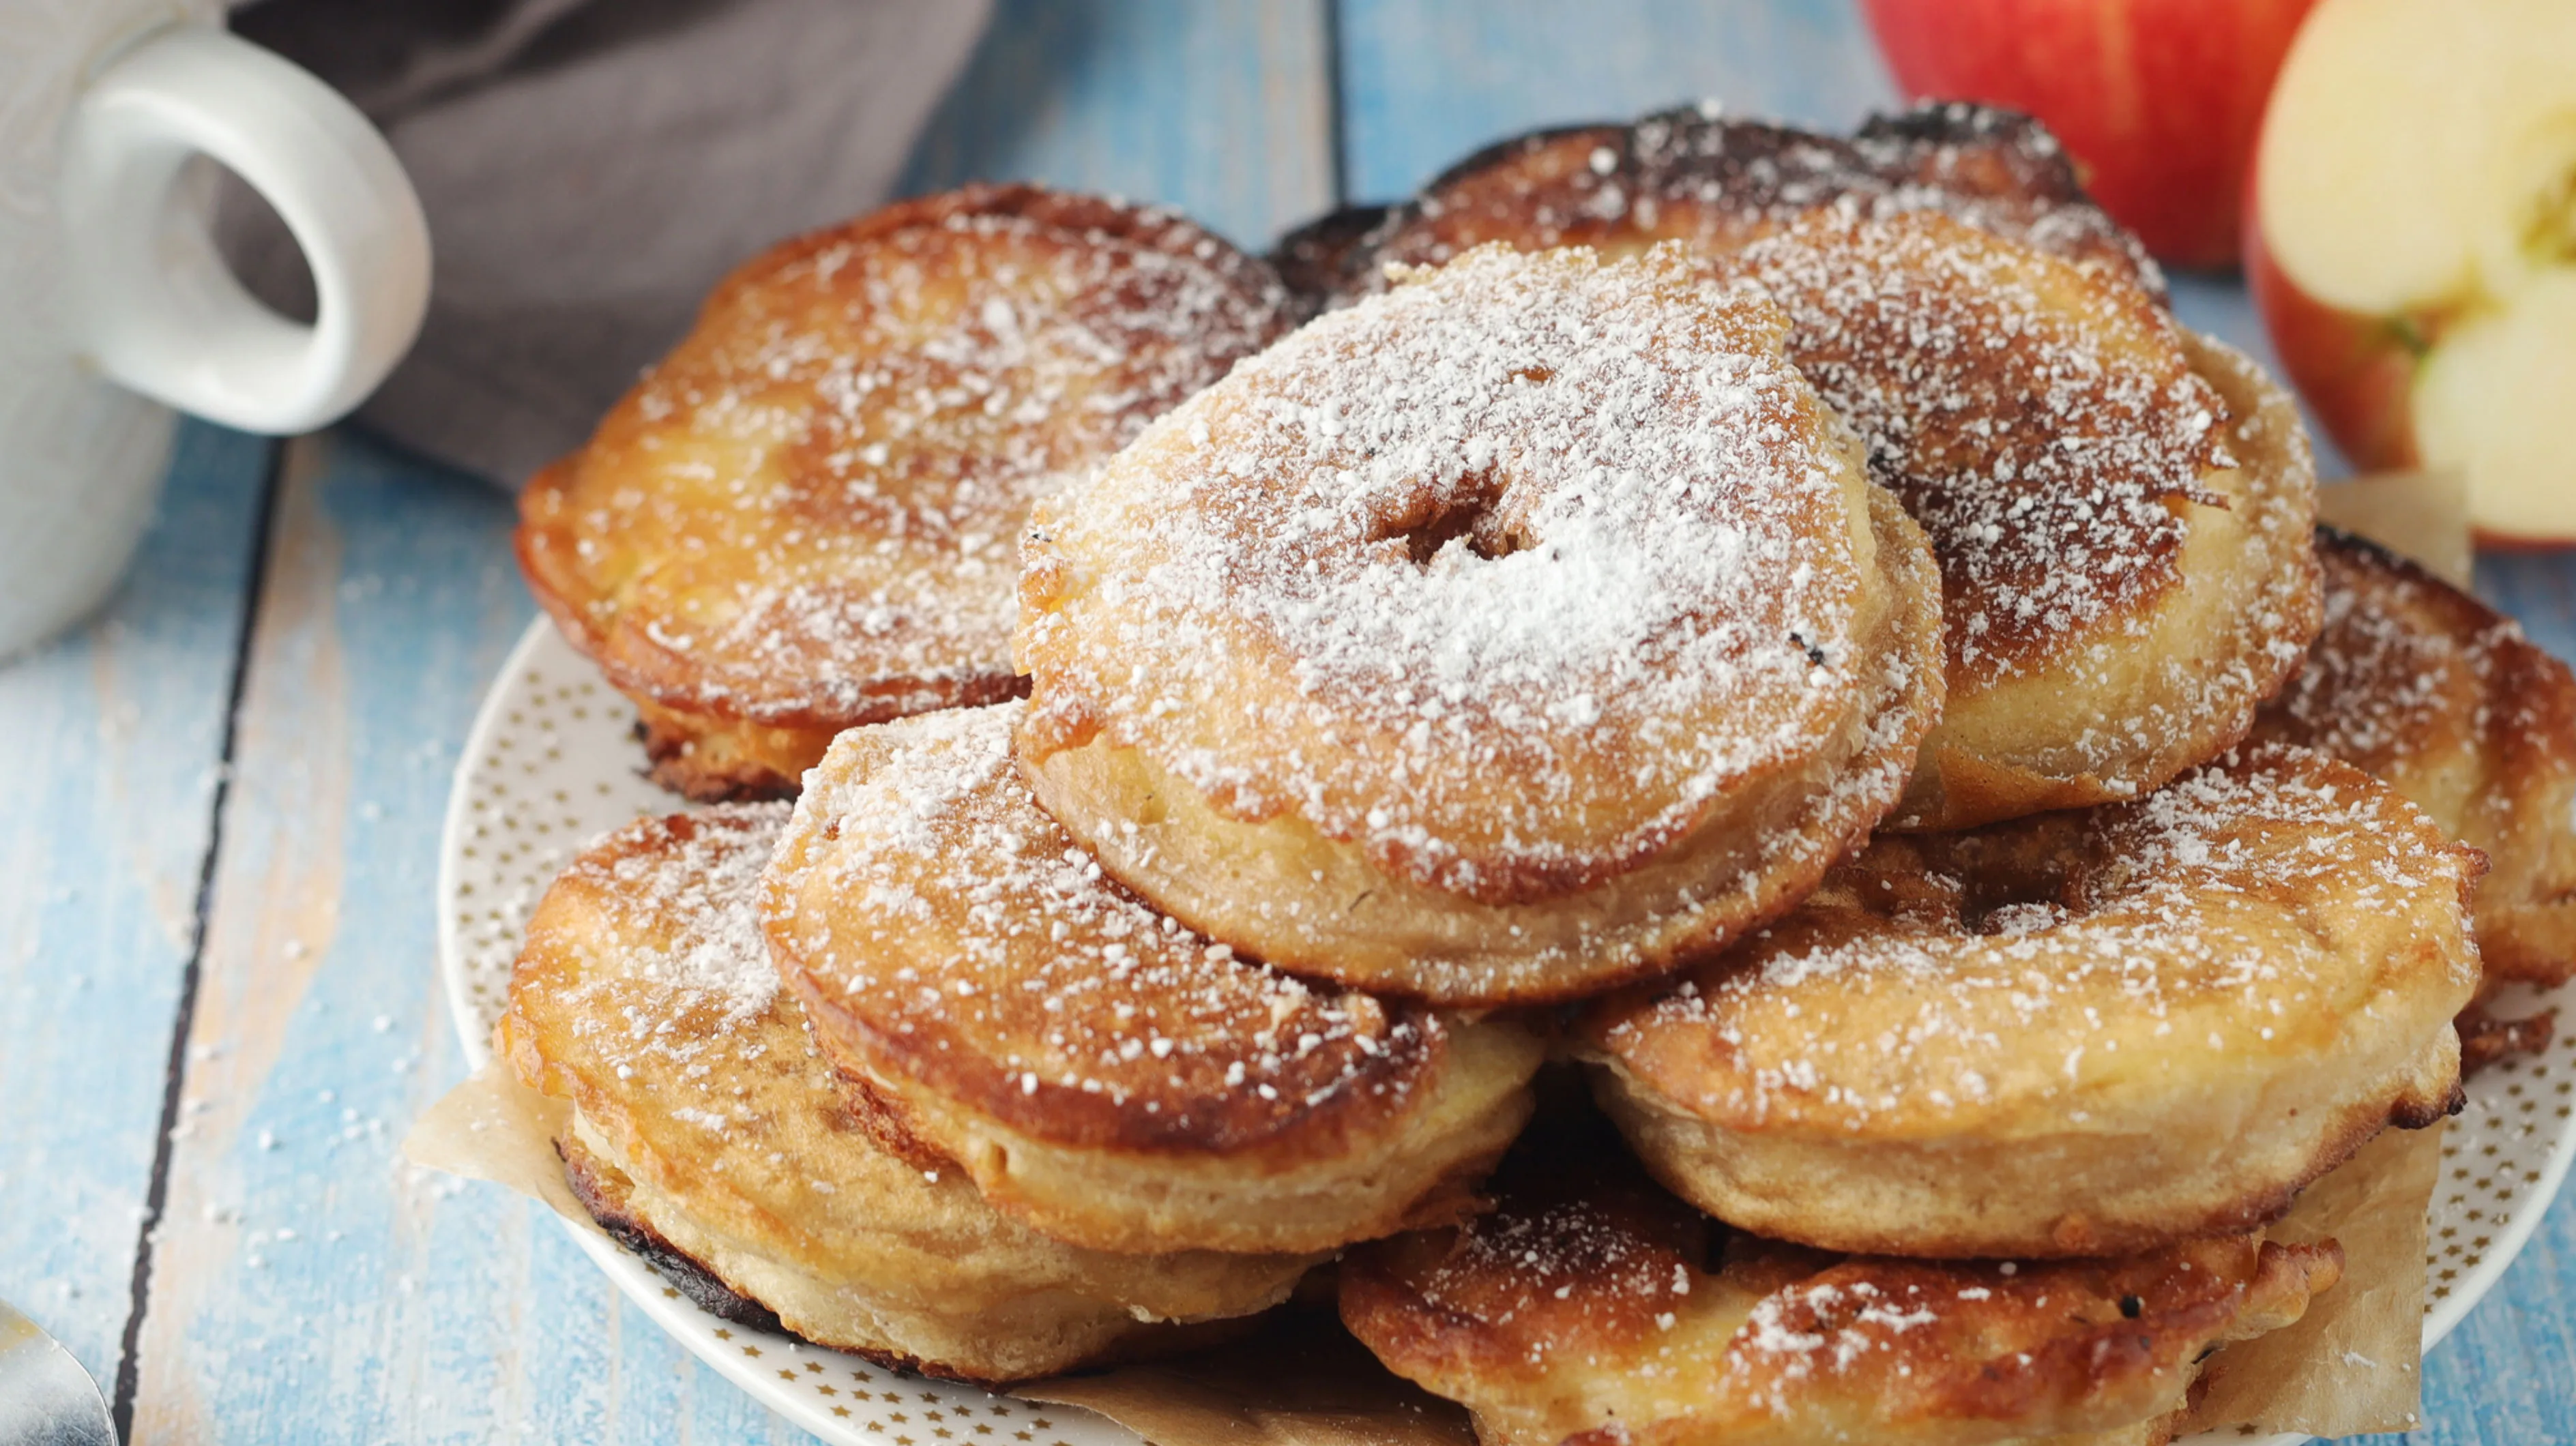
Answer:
[{"left": 1371, "top": 471, "right": 1535, "bottom": 565}]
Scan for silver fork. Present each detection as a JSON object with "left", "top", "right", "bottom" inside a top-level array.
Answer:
[{"left": 0, "top": 1299, "right": 116, "bottom": 1445}]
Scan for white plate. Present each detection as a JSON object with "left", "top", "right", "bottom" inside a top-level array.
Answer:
[{"left": 439, "top": 617, "right": 2576, "bottom": 1446}]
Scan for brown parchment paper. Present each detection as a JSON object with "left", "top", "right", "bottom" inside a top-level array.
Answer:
[
  {"left": 2317, "top": 469, "right": 2473, "bottom": 587},
  {"left": 1019, "top": 1311, "right": 1474, "bottom": 1446},
  {"left": 403, "top": 1054, "right": 588, "bottom": 1230},
  {"left": 2181, "top": 1122, "right": 2444, "bottom": 1438},
  {"left": 407, "top": 1059, "right": 2444, "bottom": 1445}
]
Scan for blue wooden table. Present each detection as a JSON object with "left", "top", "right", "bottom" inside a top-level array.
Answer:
[{"left": 3, "top": 3, "right": 2569, "bottom": 1442}]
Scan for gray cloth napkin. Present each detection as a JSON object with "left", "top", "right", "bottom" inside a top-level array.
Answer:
[{"left": 221, "top": 0, "right": 991, "bottom": 485}]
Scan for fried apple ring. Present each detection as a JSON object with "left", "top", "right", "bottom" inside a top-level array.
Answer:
[
  {"left": 516, "top": 185, "right": 1292, "bottom": 799},
  {"left": 1014, "top": 243, "right": 1945, "bottom": 1005},
  {"left": 1340, "top": 1100, "right": 2343, "bottom": 1446},
  {"left": 761, "top": 702, "right": 1545, "bottom": 1255},
  {"left": 1732, "top": 211, "right": 2320, "bottom": 827},
  {"left": 2253, "top": 528, "right": 2576, "bottom": 990},
  {"left": 1580, "top": 745, "right": 2480, "bottom": 1259},
  {"left": 501, "top": 803, "right": 1314, "bottom": 1382},
  {"left": 1302, "top": 109, "right": 2319, "bottom": 829}
]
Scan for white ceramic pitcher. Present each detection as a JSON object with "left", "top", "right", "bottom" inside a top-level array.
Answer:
[{"left": 1, "top": 0, "right": 429, "bottom": 658}]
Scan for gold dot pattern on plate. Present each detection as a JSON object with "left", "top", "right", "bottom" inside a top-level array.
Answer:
[
  {"left": 440, "top": 619, "right": 2576, "bottom": 1446},
  {"left": 2427, "top": 1005, "right": 2571, "bottom": 1314}
]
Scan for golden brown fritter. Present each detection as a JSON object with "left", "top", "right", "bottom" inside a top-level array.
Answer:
[
  {"left": 1340, "top": 1104, "right": 2342, "bottom": 1446},
  {"left": 516, "top": 186, "right": 1293, "bottom": 799},
  {"left": 2253, "top": 529, "right": 2576, "bottom": 990},
  {"left": 501, "top": 804, "right": 1315, "bottom": 1382},
  {"left": 1731, "top": 211, "right": 2319, "bottom": 827},
  {"left": 761, "top": 702, "right": 1544, "bottom": 1256},
  {"left": 1014, "top": 244, "right": 1945, "bottom": 1005},
  {"left": 1581, "top": 746, "right": 2480, "bottom": 1259}
]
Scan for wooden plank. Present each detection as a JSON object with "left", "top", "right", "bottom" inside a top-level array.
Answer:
[
  {"left": 1336, "top": 0, "right": 1897, "bottom": 203},
  {"left": 117, "top": 434, "right": 811, "bottom": 1445},
  {"left": 123, "top": 7, "right": 1342, "bottom": 1440},
  {"left": 1335, "top": 3, "right": 2576, "bottom": 1442},
  {"left": 114, "top": 433, "right": 789, "bottom": 1446},
  {"left": 2420, "top": 1200, "right": 2576, "bottom": 1445},
  {"left": 0, "top": 422, "right": 271, "bottom": 1388},
  {"left": 900, "top": 0, "right": 1337, "bottom": 252}
]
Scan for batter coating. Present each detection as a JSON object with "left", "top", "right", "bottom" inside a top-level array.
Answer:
[
  {"left": 1015, "top": 244, "right": 1946, "bottom": 1005},
  {"left": 761, "top": 703, "right": 1544, "bottom": 1256},
  {"left": 1340, "top": 1102, "right": 2343, "bottom": 1446},
  {"left": 1581, "top": 746, "right": 2480, "bottom": 1259},
  {"left": 516, "top": 186, "right": 1291, "bottom": 799},
  {"left": 1317, "top": 102, "right": 2160, "bottom": 307},
  {"left": 1732, "top": 211, "right": 2321, "bottom": 827},
  {"left": 501, "top": 804, "right": 1314, "bottom": 1382},
  {"left": 2253, "top": 529, "right": 2576, "bottom": 990}
]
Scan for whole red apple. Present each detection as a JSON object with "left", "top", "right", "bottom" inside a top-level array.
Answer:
[{"left": 1862, "top": 0, "right": 2317, "bottom": 269}]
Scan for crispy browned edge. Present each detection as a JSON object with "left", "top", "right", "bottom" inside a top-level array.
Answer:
[
  {"left": 871, "top": 1051, "right": 1497, "bottom": 1237},
  {"left": 1269, "top": 203, "right": 1394, "bottom": 315},
  {"left": 1340, "top": 1088, "right": 2344, "bottom": 1444},
  {"left": 557, "top": 1128, "right": 1265, "bottom": 1386},
  {"left": 2054, "top": 1074, "right": 2462, "bottom": 1258},
  {"left": 770, "top": 742, "right": 1496, "bottom": 1156},
  {"left": 1277, "top": 100, "right": 2157, "bottom": 313},
  {"left": 2298, "top": 525, "right": 2576, "bottom": 989},
  {"left": 557, "top": 1134, "right": 794, "bottom": 1334},
  {"left": 821, "top": 991, "right": 1478, "bottom": 1159},
  {"left": 793, "top": 962, "right": 1464, "bottom": 1161},
  {"left": 515, "top": 183, "right": 1292, "bottom": 791},
  {"left": 1593, "top": 1052, "right": 2461, "bottom": 1263},
  {"left": 1885, "top": 330, "right": 2322, "bottom": 832},
  {"left": 2459, "top": 1006, "right": 2558, "bottom": 1077},
  {"left": 634, "top": 693, "right": 1019, "bottom": 803},
  {"left": 832, "top": 1039, "right": 1510, "bottom": 1237}
]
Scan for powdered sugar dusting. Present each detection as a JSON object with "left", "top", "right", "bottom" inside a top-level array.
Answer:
[
  {"left": 555, "top": 803, "right": 793, "bottom": 1030},
  {"left": 2262, "top": 536, "right": 2530, "bottom": 767},
  {"left": 767, "top": 703, "right": 1441, "bottom": 1149},
  {"left": 1736, "top": 1274, "right": 1942, "bottom": 1381},
  {"left": 541, "top": 188, "right": 1289, "bottom": 724},
  {"left": 2253, "top": 533, "right": 2576, "bottom": 992},
  {"left": 1733, "top": 207, "right": 2229, "bottom": 681},
  {"left": 1605, "top": 746, "right": 2478, "bottom": 1128},
  {"left": 1350, "top": 1112, "right": 2303, "bottom": 1427},
  {"left": 1401, "top": 1178, "right": 1699, "bottom": 1360},
  {"left": 1021, "top": 244, "right": 1892, "bottom": 896}
]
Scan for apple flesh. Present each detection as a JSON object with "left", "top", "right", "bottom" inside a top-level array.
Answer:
[
  {"left": 2253, "top": 0, "right": 2576, "bottom": 542},
  {"left": 2244, "top": 224, "right": 2424, "bottom": 473},
  {"left": 2412, "top": 276, "right": 2576, "bottom": 544},
  {"left": 1862, "top": 0, "right": 2317, "bottom": 269}
]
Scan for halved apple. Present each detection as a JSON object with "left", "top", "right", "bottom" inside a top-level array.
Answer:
[{"left": 2251, "top": 0, "right": 2576, "bottom": 542}]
